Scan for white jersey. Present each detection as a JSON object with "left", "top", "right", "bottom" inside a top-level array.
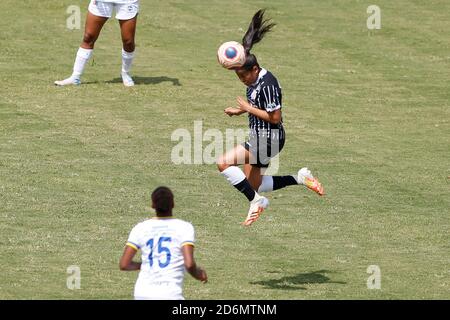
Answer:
[{"left": 126, "top": 217, "right": 195, "bottom": 300}]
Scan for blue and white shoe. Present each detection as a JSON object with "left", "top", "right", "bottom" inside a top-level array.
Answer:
[
  {"left": 121, "top": 72, "right": 135, "bottom": 87},
  {"left": 54, "top": 76, "right": 81, "bottom": 86}
]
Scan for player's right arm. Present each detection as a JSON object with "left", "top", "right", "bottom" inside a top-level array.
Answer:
[
  {"left": 236, "top": 96, "right": 281, "bottom": 124},
  {"left": 182, "top": 244, "right": 208, "bottom": 283},
  {"left": 120, "top": 224, "right": 142, "bottom": 271},
  {"left": 224, "top": 107, "right": 246, "bottom": 117},
  {"left": 119, "top": 245, "right": 141, "bottom": 271}
]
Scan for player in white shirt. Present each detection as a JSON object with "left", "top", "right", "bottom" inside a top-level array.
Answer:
[
  {"left": 55, "top": 0, "right": 140, "bottom": 87},
  {"left": 119, "top": 186, "right": 208, "bottom": 300}
]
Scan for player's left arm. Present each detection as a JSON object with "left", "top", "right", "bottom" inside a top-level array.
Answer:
[
  {"left": 236, "top": 96, "right": 281, "bottom": 124},
  {"left": 119, "top": 245, "right": 141, "bottom": 271},
  {"left": 182, "top": 244, "right": 208, "bottom": 283}
]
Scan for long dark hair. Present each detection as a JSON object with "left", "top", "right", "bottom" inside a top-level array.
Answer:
[{"left": 241, "top": 9, "right": 276, "bottom": 70}]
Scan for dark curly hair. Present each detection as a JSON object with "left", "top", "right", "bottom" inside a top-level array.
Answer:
[{"left": 151, "top": 186, "right": 174, "bottom": 215}]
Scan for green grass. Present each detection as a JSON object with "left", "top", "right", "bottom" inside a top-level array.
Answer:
[{"left": 0, "top": 0, "right": 449, "bottom": 299}]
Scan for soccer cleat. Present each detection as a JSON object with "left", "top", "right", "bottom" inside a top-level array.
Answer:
[
  {"left": 121, "top": 72, "right": 135, "bottom": 87},
  {"left": 242, "top": 194, "right": 269, "bottom": 226},
  {"left": 297, "top": 167, "right": 324, "bottom": 196},
  {"left": 54, "top": 76, "right": 81, "bottom": 86}
]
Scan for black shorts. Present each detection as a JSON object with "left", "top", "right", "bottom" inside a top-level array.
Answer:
[{"left": 242, "top": 128, "right": 285, "bottom": 168}]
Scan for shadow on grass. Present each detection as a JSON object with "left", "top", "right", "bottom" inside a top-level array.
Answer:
[
  {"left": 251, "top": 270, "right": 346, "bottom": 291},
  {"left": 104, "top": 76, "right": 181, "bottom": 86}
]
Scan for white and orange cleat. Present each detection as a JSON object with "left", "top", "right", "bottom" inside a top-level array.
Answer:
[
  {"left": 242, "top": 194, "right": 269, "bottom": 226},
  {"left": 297, "top": 167, "right": 324, "bottom": 196}
]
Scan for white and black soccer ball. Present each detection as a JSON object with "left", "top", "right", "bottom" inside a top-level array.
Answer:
[{"left": 217, "top": 41, "right": 246, "bottom": 69}]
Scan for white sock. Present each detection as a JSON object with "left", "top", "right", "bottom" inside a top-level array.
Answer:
[
  {"left": 72, "top": 47, "right": 93, "bottom": 79},
  {"left": 122, "top": 49, "right": 135, "bottom": 74},
  {"left": 258, "top": 176, "right": 274, "bottom": 193},
  {"left": 221, "top": 166, "right": 246, "bottom": 186}
]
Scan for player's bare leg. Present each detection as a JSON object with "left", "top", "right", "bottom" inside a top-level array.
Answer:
[
  {"left": 55, "top": 12, "right": 108, "bottom": 86},
  {"left": 119, "top": 16, "right": 137, "bottom": 87},
  {"left": 243, "top": 163, "right": 262, "bottom": 190},
  {"left": 217, "top": 144, "right": 249, "bottom": 172},
  {"left": 81, "top": 11, "right": 109, "bottom": 49}
]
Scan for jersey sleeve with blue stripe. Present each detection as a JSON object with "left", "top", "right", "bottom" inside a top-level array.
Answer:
[
  {"left": 127, "top": 224, "right": 143, "bottom": 250},
  {"left": 180, "top": 223, "right": 195, "bottom": 247}
]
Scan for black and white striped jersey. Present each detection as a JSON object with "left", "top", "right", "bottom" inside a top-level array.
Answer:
[{"left": 246, "top": 68, "right": 284, "bottom": 135}]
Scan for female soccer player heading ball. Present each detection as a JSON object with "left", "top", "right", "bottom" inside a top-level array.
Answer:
[
  {"left": 55, "top": 0, "right": 139, "bottom": 87},
  {"left": 217, "top": 9, "right": 324, "bottom": 226}
]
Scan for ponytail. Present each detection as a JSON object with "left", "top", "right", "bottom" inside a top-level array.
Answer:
[{"left": 241, "top": 9, "right": 276, "bottom": 70}]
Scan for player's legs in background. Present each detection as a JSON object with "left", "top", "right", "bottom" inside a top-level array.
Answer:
[
  {"left": 119, "top": 17, "right": 137, "bottom": 86},
  {"left": 81, "top": 12, "right": 109, "bottom": 49},
  {"left": 217, "top": 145, "right": 269, "bottom": 226},
  {"left": 55, "top": 11, "right": 108, "bottom": 86}
]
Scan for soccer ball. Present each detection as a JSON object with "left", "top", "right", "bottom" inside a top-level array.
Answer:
[{"left": 217, "top": 41, "right": 246, "bottom": 69}]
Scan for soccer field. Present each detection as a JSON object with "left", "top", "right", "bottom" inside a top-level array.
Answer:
[{"left": 0, "top": 0, "right": 449, "bottom": 299}]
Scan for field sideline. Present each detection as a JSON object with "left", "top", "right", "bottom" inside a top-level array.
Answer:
[{"left": 0, "top": 0, "right": 449, "bottom": 299}]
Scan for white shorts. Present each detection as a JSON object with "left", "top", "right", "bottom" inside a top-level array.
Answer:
[{"left": 88, "top": 0, "right": 139, "bottom": 20}]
